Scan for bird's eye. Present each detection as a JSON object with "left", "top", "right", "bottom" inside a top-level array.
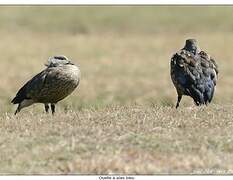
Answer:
[{"left": 55, "top": 56, "right": 67, "bottom": 60}]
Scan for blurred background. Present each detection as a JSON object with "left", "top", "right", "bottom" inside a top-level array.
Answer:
[{"left": 1, "top": 6, "right": 232, "bottom": 114}]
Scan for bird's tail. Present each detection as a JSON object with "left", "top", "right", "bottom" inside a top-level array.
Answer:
[
  {"left": 188, "top": 85, "right": 205, "bottom": 105},
  {"left": 11, "top": 96, "right": 19, "bottom": 104},
  {"left": 188, "top": 78, "right": 215, "bottom": 105},
  {"left": 203, "top": 79, "right": 215, "bottom": 104}
]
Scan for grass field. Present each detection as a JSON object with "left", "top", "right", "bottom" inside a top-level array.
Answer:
[{"left": 0, "top": 6, "right": 233, "bottom": 174}]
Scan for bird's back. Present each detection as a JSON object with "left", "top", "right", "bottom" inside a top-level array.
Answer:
[{"left": 171, "top": 50, "right": 218, "bottom": 105}]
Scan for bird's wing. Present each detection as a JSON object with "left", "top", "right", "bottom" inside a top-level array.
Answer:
[
  {"left": 199, "top": 51, "right": 218, "bottom": 85},
  {"left": 171, "top": 50, "right": 198, "bottom": 88},
  {"left": 11, "top": 69, "right": 49, "bottom": 104}
]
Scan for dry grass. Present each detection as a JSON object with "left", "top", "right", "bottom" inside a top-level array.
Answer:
[
  {"left": 1, "top": 105, "right": 233, "bottom": 174},
  {"left": 0, "top": 6, "right": 233, "bottom": 174}
]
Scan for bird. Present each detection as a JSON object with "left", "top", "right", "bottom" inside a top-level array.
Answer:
[
  {"left": 170, "top": 39, "right": 218, "bottom": 108},
  {"left": 11, "top": 55, "right": 81, "bottom": 115}
]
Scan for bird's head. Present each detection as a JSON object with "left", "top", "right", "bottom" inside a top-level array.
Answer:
[
  {"left": 183, "top": 39, "right": 201, "bottom": 55},
  {"left": 45, "top": 55, "right": 74, "bottom": 67}
]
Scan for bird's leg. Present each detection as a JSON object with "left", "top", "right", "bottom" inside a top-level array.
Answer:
[
  {"left": 44, "top": 103, "right": 49, "bottom": 113},
  {"left": 14, "top": 109, "right": 18, "bottom": 115},
  {"left": 14, "top": 107, "right": 19, "bottom": 115},
  {"left": 176, "top": 95, "right": 182, "bottom": 109},
  {"left": 51, "top": 104, "right": 55, "bottom": 115},
  {"left": 14, "top": 104, "right": 21, "bottom": 115}
]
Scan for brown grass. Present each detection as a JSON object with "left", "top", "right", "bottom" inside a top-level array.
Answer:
[
  {"left": 1, "top": 105, "right": 233, "bottom": 174},
  {"left": 0, "top": 6, "right": 233, "bottom": 174}
]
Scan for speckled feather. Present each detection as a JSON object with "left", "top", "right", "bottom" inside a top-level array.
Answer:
[
  {"left": 12, "top": 62, "right": 80, "bottom": 105},
  {"left": 171, "top": 46, "right": 218, "bottom": 106},
  {"left": 12, "top": 55, "right": 81, "bottom": 114}
]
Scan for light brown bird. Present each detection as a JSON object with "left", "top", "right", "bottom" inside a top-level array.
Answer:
[
  {"left": 11, "top": 55, "right": 81, "bottom": 114},
  {"left": 170, "top": 39, "right": 218, "bottom": 108}
]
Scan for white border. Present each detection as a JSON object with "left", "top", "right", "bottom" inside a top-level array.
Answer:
[
  {"left": 0, "top": 1, "right": 232, "bottom": 179},
  {"left": 0, "top": 0, "right": 232, "bottom": 5},
  {"left": 1, "top": 175, "right": 233, "bottom": 180}
]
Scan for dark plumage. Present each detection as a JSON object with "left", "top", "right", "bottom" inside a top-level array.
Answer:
[
  {"left": 12, "top": 55, "right": 81, "bottom": 115},
  {"left": 170, "top": 39, "right": 218, "bottom": 108}
]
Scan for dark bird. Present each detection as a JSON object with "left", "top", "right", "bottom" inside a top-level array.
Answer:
[
  {"left": 11, "top": 55, "right": 81, "bottom": 115},
  {"left": 170, "top": 39, "right": 218, "bottom": 108}
]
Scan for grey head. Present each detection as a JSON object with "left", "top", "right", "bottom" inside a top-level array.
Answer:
[
  {"left": 183, "top": 39, "right": 201, "bottom": 55},
  {"left": 45, "top": 55, "right": 74, "bottom": 67}
]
